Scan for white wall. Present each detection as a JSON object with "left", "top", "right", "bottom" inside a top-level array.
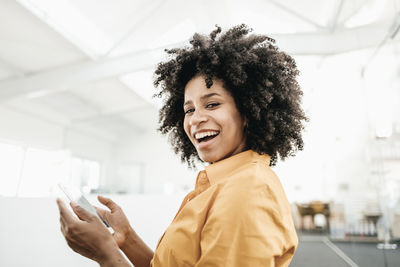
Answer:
[
  {"left": 115, "top": 130, "right": 198, "bottom": 194},
  {"left": 0, "top": 106, "right": 65, "bottom": 149}
]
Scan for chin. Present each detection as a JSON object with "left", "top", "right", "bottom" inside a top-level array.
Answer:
[{"left": 198, "top": 151, "right": 223, "bottom": 163}]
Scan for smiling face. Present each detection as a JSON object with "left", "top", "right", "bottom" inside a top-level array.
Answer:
[{"left": 183, "top": 76, "right": 247, "bottom": 163}]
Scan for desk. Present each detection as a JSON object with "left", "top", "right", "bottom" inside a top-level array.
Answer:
[
  {"left": 364, "top": 212, "right": 381, "bottom": 236},
  {"left": 296, "top": 201, "right": 330, "bottom": 231}
]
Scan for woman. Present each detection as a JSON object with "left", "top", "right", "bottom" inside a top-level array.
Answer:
[{"left": 57, "top": 24, "right": 307, "bottom": 267}]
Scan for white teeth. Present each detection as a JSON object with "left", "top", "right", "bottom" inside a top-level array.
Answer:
[{"left": 195, "top": 131, "right": 219, "bottom": 140}]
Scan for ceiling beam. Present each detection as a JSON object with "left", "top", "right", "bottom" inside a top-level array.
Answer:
[
  {"left": 267, "top": 0, "right": 325, "bottom": 30},
  {"left": 0, "top": 56, "right": 25, "bottom": 78},
  {"left": 274, "top": 22, "right": 390, "bottom": 56},
  {"left": 71, "top": 104, "right": 151, "bottom": 123},
  {"left": 328, "top": 0, "right": 345, "bottom": 32},
  {"left": 100, "top": 0, "right": 165, "bottom": 58},
  {"left": 336, "top": 0, "right": 371, "bottom": 27},
  {"left": 361, "top": 12, "right": 400, "bottom": 76},
  {"left": 0, "top": 46, "right": 165, "bottom": 100},
  {"left": 0, "top": 22, "right": 396, "bottom": 101}
]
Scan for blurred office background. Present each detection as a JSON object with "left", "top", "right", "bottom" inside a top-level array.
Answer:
[{"left": 0, "top": 0, "right": 400, "bottom": 266}]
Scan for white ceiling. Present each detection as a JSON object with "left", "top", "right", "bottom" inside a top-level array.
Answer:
[{"left": 0, "top": 0, "right": 399, "bottom": 140}]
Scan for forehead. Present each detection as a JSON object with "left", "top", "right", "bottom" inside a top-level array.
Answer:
[{"left": 184, "top": 76, "right": 228, "bottom": 101}]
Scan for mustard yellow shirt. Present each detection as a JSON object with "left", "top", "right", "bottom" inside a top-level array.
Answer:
[{"left": 151, "top": 150, "right": 298, "bottom": 267}]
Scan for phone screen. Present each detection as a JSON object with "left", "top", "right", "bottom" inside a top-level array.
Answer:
[{"left": 58, "top": 183, "right": 109, "bottom": 227}]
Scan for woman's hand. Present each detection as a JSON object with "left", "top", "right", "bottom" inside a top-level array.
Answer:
[
  {"left": 56, "top": 198, "right": 129, "bottom": 266},
  {"left": 95, "top": 196, "right": 133, "bottom": 248},
  {"left": 95, "top": 196, "right": 154, "bottom": 267}
]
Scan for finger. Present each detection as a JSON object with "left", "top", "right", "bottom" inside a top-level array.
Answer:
[
  {"left": 94, "top": 206, "right": 108, "bottom": 219},
  {"left": 56, "top": 198, "right": 76, "bottom": 224},
  {"left": 59, "top": 216, "right": 66, "bottom": 228},
  {"left": 68, "top": 202, "right": 88, "bottom": 221},
  {"left": 93, "top": 206, "right": 110, "bottom": 217},
  {"left": 98, "top": 195, "right": 119, "bottom": 212},
  {"left": 59, "top": 217, "right": 67, "bottom": 236},
  {"left": 70, "top": 202, "right": 96, "bottom": 222}
]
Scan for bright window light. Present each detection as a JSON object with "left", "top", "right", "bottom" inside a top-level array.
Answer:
[
  {"left": 375, "top": 120, "right": 393, "bottom": 138},
  {"left": 117, "top": 163, "right": 143, "bottom": 194},
  {"left": 373, "top": 84, "right": 394, "bottom": 139},
  {"left": 17, "top": 0, "right": 113, "bottom": 58},
  {"left": 362, "top": 45, "right": 397, "bottom": 139},
  {"left": 0, "top": 143, "right": 24, "bottom": 196},
  {"left": 17, "top": 148, "right": 69, "bottom": 197},
  {"left": 0, "top": 141, "right": 101, "bottom": 197},
  {"left": 71, "top": 157, "right": 100, "bottom": 194}
]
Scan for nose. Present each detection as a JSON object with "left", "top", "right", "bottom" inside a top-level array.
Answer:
[{"left": 189, "top": 108, "right": 207, "bottom": 126}]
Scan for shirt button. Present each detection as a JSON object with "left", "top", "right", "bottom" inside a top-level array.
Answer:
[
  {"left": 199, "top": 179, "right": 208, "bottom": 186},
  {"left": 198, "top": 179, "right": 206, "bottom": 185}
]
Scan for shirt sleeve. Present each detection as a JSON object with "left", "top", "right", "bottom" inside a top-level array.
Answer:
[{"left": 194, "top": 177, "right": 296, "bottom": 267}]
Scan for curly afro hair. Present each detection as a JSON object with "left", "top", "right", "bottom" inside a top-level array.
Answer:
[{"left": 154, "top": 24, "right": 307, "bottom": 168}]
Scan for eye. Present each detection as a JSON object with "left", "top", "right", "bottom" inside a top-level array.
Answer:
[
  {"left": 206, "top": 102, "right": 220, "bottom": 108},
  {"left": 184, "top": 108, "right": 194, "bottom": 115}
]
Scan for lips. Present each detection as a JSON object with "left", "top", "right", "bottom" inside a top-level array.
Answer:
[
  {"left": 194, "top": 131, "right": 220, "bottom": 150},
  {"left": 195, "top": 130, "right": 220, "bottom": 140},
  {"left": 193, "top": 130, "right": 220, "bottom": 143}
]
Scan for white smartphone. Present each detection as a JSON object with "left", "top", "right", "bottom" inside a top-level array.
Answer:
[{"left": 58, "top": 183, "right": 109, "bottom": 227}]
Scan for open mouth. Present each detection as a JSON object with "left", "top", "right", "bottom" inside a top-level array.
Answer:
[{"left": 195, "top": 131, "right": 220, "bottom": 143}]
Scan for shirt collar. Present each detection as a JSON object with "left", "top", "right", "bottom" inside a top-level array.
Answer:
[{"left": 204, "top": 150, "right": 270, "bottom": 186}]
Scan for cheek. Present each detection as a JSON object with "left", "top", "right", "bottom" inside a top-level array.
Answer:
[{"left": 231, "top": 115, "right": 246, "bottom": 139}]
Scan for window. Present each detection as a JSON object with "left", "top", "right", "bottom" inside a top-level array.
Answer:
[
  {"left": 18, "top": 148, "right": 69, "bottom": 197},
  {"left": 0, "top": 141, "right": 101, "bottom": 197},
  {"left": 71, "top": 157, "right": 101, "bottom": 194}
]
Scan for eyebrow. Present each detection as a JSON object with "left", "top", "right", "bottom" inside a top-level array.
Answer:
[{"left": 183, "top": 93, "right": 221, "bottom": 107}]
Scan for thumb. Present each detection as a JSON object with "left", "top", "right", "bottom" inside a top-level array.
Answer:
[
  {"left": 70, "top": 202, "right": 95, "bottom": 222},
  {"left": 94, "top": 206, "right": 108, "bottom": 219},
  {"left": 98, "top": 195, "right": 119, "bottom": 212}
]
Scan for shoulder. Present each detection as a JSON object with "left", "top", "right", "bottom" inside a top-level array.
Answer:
[
  {"left": 212, "top": 160, "right": 291, "bottom": 218},
  {"left": 219, "top": 159, "right": 281, "bottom": 196},
  {"left": 204, "top": 158, "right": 298, "bottom": 251}
]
